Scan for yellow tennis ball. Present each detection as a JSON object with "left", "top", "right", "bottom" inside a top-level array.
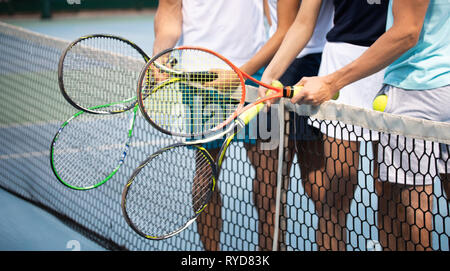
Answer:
[
  {"left": 373, "top": 94, "right": 388, "bottom": 112},
  {"left": 332, "top": 92, "right": 339, "bottom": 100},
  {"left": 271, "top": 80, "right": 283, "bottom": 88}
]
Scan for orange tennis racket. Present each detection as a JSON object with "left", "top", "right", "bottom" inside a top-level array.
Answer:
[{"left": 137, "top": 46, "right": 301, "bottom": 138}]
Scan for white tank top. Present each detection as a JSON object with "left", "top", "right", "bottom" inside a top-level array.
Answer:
[
  {"left": 268, "top": 0, "right": 334, "bottom": 58},
  {"left": 179, "top": 0, "right": 266, "bottom": 67}
]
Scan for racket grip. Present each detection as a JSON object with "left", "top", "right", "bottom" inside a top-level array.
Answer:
[
  {"left": 239, "top": 103, "right": 265, "bottom": 125},
  {"left": 272, "top": 80, "right": 302, "bottom": 98},
  {"left": 292, "top": 85, "right": 303, "bottom": 97}
]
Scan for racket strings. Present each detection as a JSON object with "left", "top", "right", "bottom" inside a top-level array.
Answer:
[
  {"left": 124, "top": 145, "right": 214, "bottom": 238},
  {"left": 52, "top": 111, "right": 133, "bottom": 189},
  {"left": 62, "top": 36, "right": 146, "bottom": 113},
  {"left": 192, "top": 151, "right": 216, "bottom": 210},
  {"left": 140, "top": 48, "right": 244, "bottom": 137}
]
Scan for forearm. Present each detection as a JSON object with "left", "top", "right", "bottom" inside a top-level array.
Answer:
[
  {"left": 262, "top": 0, "right": 321, "bottom": 81},
  {"left": 326, "top": 0, "right": 429, "bottom": 91},
  {"left": 240, "top": 31, "right": 289, "bottom": 76},
  {"left": 262, "top": 21, "right": 315, "bottom": 80},
  {"left": 327, "top": 26, "right": 421, "bottom": 91},
  {"left": 241, "top": 0, "right": 299, "bottom": 76},
  {"left": 152, "top": 0, "right": 182, "bottom": 55}
]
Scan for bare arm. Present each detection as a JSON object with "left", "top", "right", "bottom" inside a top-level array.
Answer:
[
  {"left": 264, "top": 0, "right": 272, "bottom": 26},
  {"left": 240, "top": 0, "right": 300, "bottom": 76},
  {"left": 292, "top": 0, "right": 430, "bottom": 105},
  {"left": 152, "top": 0, "right": 182, "bottom": 55},
  {"left": 205, "top": 0, "right": 300, "bottom": 91},
  {"left": 260, "top": 0, "right": 323, "bottom": 85}
]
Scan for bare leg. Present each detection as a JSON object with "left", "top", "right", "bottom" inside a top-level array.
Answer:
[
  {"left": 376, "top": 181, "right": 433, "bottom": 251},
  {"left": 316, "top": 136, "right": 360, "bottom": 251},
  {"left": 245, "top": 141, "right": 279, "bottom": 251},
  {"left": 296, "top": 137, "right": 326, "bottom": 207},
  {"left": 441, "top": 174, "right": 450, "bottom": 200},
  {"left": 245, "top": 136, "right": 325, "bottom": 251}
]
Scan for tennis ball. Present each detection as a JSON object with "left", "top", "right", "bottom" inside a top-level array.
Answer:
[
  {"left": 332, "top": 92, "right": 339, "bottom": 100},
  {"left": 372, "top": 94, "right": 388, "bottom": 112}
]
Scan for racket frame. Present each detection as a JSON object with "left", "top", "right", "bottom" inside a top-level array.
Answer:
[
  {"left": 50, "top": 103, "right": 138, "bottom": 190},
  {"left": 137, "top": 46, "right": 297, "bottom": 138},
  {"left": 121, "top": 143, "right": 217, "bottom": 240},
  {"left": 58, "top": 34, "right": 150, "bottom": 114},
  {"left": 120, "top": 104, "right": 258, "bottom": 240}
]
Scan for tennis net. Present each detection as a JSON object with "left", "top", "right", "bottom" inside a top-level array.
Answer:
[{"left": 0, "top": 22, "right": 449, "bottom": 251}]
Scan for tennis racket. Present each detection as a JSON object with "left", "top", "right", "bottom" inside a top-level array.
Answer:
[
  {"left": 136, "top": 46, "right": 300, "bottom": 138},
  {"left": 121, "top": 81, "right": 302, "bottom": 240},
  {"left": 58, "top": 34, "right": 149, "bottom": 114},
  {"left": 50, "top": 103, "right": 138, "bottom": 190}
]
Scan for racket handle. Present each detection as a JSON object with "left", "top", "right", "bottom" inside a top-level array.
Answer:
[
  {"left": 290, "top": 84, "right": 339, "bottom": 100},
  {"left": 272, "top": 80, "right": 303, "bottom": 98},
  {"left": 240, "top": 81, "right": 302, "bottom": 125}
]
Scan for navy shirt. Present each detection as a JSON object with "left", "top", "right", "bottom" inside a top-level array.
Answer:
[{"left": 326, "top": 0, "right": 389, "bottom": 47}]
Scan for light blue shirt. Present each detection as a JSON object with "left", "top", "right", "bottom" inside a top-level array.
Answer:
[{"left": 384, "top": 0, "right": 450, "bottom": 90}]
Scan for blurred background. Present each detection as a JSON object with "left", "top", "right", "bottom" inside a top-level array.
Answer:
[
  {"left": 0, "top": 0, "right": 158, "bottom": 52},
  {"left": 1, "top": 0, "right": 158, "bottom": 18}
]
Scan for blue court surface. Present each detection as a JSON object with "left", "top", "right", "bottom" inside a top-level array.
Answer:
[
  {"left": 0, "top": 188, "right": 105, "bottom": 251},
  {"left": 0, "top": 11, "right": 156, "bottom": 251}
]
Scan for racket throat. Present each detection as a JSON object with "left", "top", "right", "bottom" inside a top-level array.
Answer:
[{"left": 215, "top": 121, "right": 245, "bottom": 175}]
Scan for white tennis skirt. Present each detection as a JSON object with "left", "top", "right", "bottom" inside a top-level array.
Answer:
[{"left": 311, "top": 42, "right": 385, "bottom": 142}]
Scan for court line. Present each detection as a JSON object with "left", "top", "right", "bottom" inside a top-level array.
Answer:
[{"left": 0, "top": 139, "right": 175, "bottom": 161}]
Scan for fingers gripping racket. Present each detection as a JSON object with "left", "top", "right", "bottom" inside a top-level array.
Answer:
[
  {"left": 137, "top": 46, "right": 299, "bottom": 138},
  {"left": 50, "top": 103, "right": 138, "bottom": 190},
  {"left": 121, "top": 81, "right": 302, "bottom": 240},
  {"left": 58, "top": 34, "right": 149, "bottom": 114}
]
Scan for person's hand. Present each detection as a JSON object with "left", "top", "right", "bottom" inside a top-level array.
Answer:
[
  {"left": 257, "top": 75, "right": 280, "bottom": 108},
  {"left": 203, "top": 69, "right": 241, "bottom": 92},
  {"left": 291, "top": 75, "right": 339, "bottom": 106},
  {"left": 147, "top": 54, "right": 174, "bottom": 86}
]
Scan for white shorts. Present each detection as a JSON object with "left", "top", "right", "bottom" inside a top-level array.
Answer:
[
  {"left": 311, "top": 42, "right": 385, "bottom": 141},
  {"left": 378, "top": 84, "right": 450, "bottom": 185}
]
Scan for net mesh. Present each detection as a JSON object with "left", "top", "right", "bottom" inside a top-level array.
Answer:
[
  {"left": 60, "top": 36, "right": 146, "bottom": 113},
  {"left": 0, "top": 22, "right": 449, "bottom": 251}
]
